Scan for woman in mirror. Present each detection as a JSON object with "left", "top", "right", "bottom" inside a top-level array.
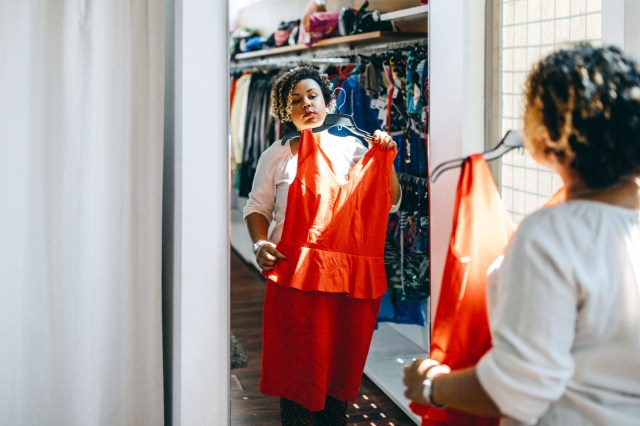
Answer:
[{"left": 243, "top": 65, "right": 401, "bottom": 425}]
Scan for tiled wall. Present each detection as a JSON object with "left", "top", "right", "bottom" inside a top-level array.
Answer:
[{"left": 499, "top": 0, "right": 602, "bottom": 222}]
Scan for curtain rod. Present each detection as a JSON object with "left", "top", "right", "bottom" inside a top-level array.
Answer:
[{"left": 230, "top": 37, "right": 426, "bottom": 72}]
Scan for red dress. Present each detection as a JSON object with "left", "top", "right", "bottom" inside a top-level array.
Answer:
[
  {"left": 412, "top": 154, "right": 514, "bottom": 425},
  {"left": 261, "top": 128, "right": 396, "bottom": 410}
]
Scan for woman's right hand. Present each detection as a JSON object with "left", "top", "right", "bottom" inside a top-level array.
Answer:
[{"left": 256, "top": 243, "right": 287, "bottom": 271}]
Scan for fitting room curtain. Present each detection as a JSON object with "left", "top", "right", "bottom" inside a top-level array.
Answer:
[{"left": 0, "top": 2, "right": 165, "bottom": 424}]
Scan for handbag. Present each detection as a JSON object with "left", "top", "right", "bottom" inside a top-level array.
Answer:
[
  {"left": 306, "top": 12, "right": 340, "bottom": 46},
  {"left": 339, "top": 1, "right": 395, "bottom": 36}
]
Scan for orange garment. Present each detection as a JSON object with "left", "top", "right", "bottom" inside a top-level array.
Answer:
[
  {"left": 261, "top": 128, "right": 397, "bottom": 410},
  {"left": 264, "top": 128, "right": 397, "bottom": 299},
  {"left": 412, "top": 154, "right": 514, "bottom": 425}
]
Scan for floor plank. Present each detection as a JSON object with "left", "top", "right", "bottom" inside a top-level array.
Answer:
[{"left": 230, "top": 249, "right": 416, "bottom": 425}]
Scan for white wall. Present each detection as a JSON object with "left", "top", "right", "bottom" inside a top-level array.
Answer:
[
  {"left": 428, "top": 0, "right": 485, "bottom": 323},
  {"left": 170, "top": 0, "right": 230, "bottom": 424}
]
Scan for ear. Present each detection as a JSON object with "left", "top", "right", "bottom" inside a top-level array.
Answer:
[{"left": 543, "top": 142, "right": 575, "bottom": 166}]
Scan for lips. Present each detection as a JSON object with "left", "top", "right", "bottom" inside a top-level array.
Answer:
[{"left": 303, "top": 111, "right": 315, "bottom": 120}]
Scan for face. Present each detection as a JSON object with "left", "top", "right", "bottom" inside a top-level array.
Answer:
[{"left": 288, "top": 78, "right": 328, "bottom": 131}]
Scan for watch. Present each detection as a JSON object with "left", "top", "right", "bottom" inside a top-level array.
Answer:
[
  {"left": 421, "top": 363, "right": 450, "bottom": 409},
  {"left": 251, "top": 239, "right": 270, "bottom": 254},
  {"left": 422, "top": 378, "right": 445, "bottom": 408}
]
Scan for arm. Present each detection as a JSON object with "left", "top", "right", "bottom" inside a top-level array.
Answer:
[
  {"left": 403, "top": 360, "right": 501, "bottom": 417},
  {"left": 242, "top": 145, "right": 286, "bottom": 271},
  {"left": 368, "top": 130, "right": 401, "bottom": 205},
  {"left": 390, "top": 166, "right": 401, "bottom": 205},
  {"left": 245, "top": 212, "right": 285, "bottom": 271}
]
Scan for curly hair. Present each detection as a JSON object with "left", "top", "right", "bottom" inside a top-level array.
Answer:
[
  {"left": 524, "top": 44, "right": 640, "bottom": 188},
  {"left": 270, "top": 65, "right": 336, "bottom": 123}
]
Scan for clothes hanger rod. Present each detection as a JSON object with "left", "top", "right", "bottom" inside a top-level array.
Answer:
[
  {"left": 430, "top": 130, "right": 524, "bottom": 183},
  {"left": 230, "top": 39, "right": 427, "bottom": 72}
]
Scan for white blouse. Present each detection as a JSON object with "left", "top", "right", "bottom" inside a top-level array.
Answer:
[
  {"left": 243, "top": 132, "right": 401, "bottom": 244},
  {"left": 476, "top": 200, "right": 640, "bottom": 425}
]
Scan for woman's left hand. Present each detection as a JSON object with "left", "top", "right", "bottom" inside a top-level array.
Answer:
[{"left": 369, "top": 130, "right": 397, "bottom": 150}]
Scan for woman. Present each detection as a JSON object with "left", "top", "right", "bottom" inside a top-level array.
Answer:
[
  {"left": 244, "top": 65, "right": 401, "bottom": 424},
  {"left": 404, "top": 44, "right": 640, "bottom": 425}
]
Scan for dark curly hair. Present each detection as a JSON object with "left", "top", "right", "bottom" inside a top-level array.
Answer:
[
  {"left": 524, "top": 44, "right": 640, "bottom": 188},
  {"left": 270, "top": 65, "right": 336, "bottom": 124}
]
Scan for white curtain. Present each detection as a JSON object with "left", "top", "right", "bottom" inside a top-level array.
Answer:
[{"left": 0, "top": 2, "right": 165, "bottom": 424}]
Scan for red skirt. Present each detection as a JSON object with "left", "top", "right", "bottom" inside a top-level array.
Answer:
[{"left": 260, "top": 279, "right": 382, "bottom": 411}]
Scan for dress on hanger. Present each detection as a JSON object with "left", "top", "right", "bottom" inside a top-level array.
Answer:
[
  {"left": 412, "top": 154, "right": 514, "bottom": 425},
  {"left": 261, "top": 128, "right": 397, "bottom": 410}
]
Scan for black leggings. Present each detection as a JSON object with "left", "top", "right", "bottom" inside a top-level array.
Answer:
[{"left": 280, "top": 396, "right": 347, "bottom": 426}]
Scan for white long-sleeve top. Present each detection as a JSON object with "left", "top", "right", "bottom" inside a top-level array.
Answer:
[
  {"left": 476, "top": 200, "right": 640, "bottom": 425},
  {"left": 243, "top": 132, "right": 401, "bottom": 244}
]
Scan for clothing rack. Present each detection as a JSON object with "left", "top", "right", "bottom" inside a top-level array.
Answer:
[
  {"left": 230, "top": 37, "right": 427, "bottom": 72},
  {"left": 397, "top": 172, "right": 428, "bottom": 186}
]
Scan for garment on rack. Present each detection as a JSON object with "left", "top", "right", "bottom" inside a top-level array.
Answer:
[
  {"left": 411, "top": 154, "right": 514, "bottom": 425},
  {"left": 261, "top": 128, "right": 396, "bottom": 411},
  {"left": 379, "top": 173, "right": 429, "bottom": 325},
  {"left": 230, "top": 72, "right": 252, "bottom": 171},
  {"left": 239, "top": 71, "right": 278, "bottom": 197}
]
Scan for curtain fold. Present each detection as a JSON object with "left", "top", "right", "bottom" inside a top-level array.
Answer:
[{"left": 0, "top": 2, "right": 165, "bottom": 424}]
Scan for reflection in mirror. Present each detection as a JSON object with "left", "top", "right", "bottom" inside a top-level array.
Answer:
[{"left": 229, "top": 1, "right": 431, "bottom": 424}]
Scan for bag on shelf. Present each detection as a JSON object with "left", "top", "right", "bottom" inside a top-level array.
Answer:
[
  {"left": 306, "top": 12, "right": 340, "bottom": 46},
  {"left": 274, "top": 19, "right": 300, "bottom": 47},
  {"left": 339, "top": 1, "right": 395, "bottom": 36}
]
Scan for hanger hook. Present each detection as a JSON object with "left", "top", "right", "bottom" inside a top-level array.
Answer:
[{"left": 333, "top": 86, "right": 346, "bottom": 111}]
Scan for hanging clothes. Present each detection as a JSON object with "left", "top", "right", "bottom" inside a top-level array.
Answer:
[
  {"left": 379, "top": 173, "right": 429, "bottom": 326},
  {"left": 239, "top": 71, "right": 278, "bottom": 197},
  {"left": 230, "top": 72, "right": 252, "bottom": 171},
  {"left": 411, "top": 154, "right": 514, "bottom": 425},
  {"left": 261, "top": 128, "right": 397, "bottom": 410}
]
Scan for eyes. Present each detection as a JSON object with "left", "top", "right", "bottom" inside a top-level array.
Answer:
[{"left": 291, "top": 94, "right": 319, "bottom": 105}]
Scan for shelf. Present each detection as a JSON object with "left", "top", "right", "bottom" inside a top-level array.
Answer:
[
  {"left": 233, "top": 31, "right": 427, "bottom": 61},
  {"left": 381, "top": 5, "right": 428, "bottom": 21}
]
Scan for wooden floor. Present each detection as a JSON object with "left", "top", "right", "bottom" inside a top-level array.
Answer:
[{"left": 230, "top": 249, "right": 417, "bottom": 426}]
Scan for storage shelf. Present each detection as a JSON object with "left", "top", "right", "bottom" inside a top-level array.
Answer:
[
  {"left": 233, "top": 31, "right": 427, "bottom": 61},
  {"left": 381, "top": 5, "right": 428, "bottom": 21}
]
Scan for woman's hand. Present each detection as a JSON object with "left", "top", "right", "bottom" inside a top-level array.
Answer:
[
  {"left": 403, "top": 358, "right": 434, "bottom": 405},
  {"left": 255, "top": 243, "right": 287, "bottom": 271},
  {"left": 368, "top": 130, "right": 397, "bottom": 150},
  {"left": 403, "top": 358, "right": 451, "bottom": 406}
]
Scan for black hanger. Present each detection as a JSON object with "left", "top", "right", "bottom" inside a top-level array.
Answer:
[
  {"left": 430, "top": 129, "right": 524, "bottom": 183},
  {"left": 280, "top": 113, "right": 372, "bottom": 145}
]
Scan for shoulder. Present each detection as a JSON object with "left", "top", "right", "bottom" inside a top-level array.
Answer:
[
  {"left": 517, "top": 201, "right": 626, "bottom": 240},
  {"left": 259, "top": 140, "right": 293, "bottom": 164},
  {"left": 513, "top": 203, "right": 586, "bottom": 247},
  {"left": 508, "top": 201, "right": 626, "bottom": 262}
]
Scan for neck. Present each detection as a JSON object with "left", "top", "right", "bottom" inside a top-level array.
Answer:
[{"left": 566, "top": 176, "right": 640, "bottom": 210}]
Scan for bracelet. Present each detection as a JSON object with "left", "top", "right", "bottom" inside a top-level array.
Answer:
[
  {"left": 251, "top": 239, "right": 274, "bottom": 255},
  {"left": 422, "top": 363, "right": 450, "bottom": 408}
]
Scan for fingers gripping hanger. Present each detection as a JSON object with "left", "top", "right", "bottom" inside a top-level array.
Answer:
[
  {"left": 430, "top": 129, "right": 524, "bottom": 183},
  {"left": 280, "top": 113, "right": 372, "bottom": 145}
]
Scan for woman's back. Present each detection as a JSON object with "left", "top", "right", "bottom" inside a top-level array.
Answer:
[{"left": 481, "top": 200, "right": 640, "bottom": 425}]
